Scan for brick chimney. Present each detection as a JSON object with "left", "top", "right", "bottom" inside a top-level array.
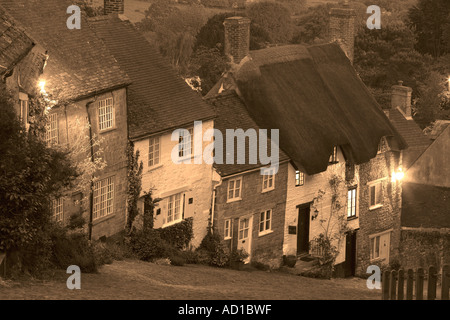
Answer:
[
  {"left": 329, "top": 1, "right": 356, "bottom": 64},
  {"left": 223, "top": 16, "right": 251, "bottom": 64},
  {"left": 391, "top": 81, "right": 413, "bottom": 118},
  {"left": 104, "top": 0, "right": 124, "bottom": 15}
]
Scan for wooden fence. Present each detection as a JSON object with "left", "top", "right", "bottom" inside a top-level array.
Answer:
[{"left": 382, "top": 265, "right": 450, "bottom": 300}]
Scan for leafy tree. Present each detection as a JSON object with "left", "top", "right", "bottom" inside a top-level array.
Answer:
[
  {"left": 126, "top": 142, "right": 143, "bottom": 233},
  {"left": 189, "top": 46, "right": 230, "bottom": 95},
  {"left": 246, "top": 1, "right": 293, "bottom": 44},
  {"left": 0, "top": 87, "right": 77, "bottom": 254},
  {"left": 408, "top": 0, "right": 450, "bottom": 57},
  {"left": 291, "top": 4, "right": 331, "bottom": 45}
]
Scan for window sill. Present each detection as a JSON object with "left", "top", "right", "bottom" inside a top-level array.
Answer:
[
  {"left": 347, "top": 216, "right": 358, "bottom": 221},
  {"left": 148, "top": 163, "right": 163, "bottom": 172},
  {"left": 99, "top": 126, "right": 117, "bottom": 134},
  {"left": 370, "top": 257, "right": 387, "bottom": 263},
  {"left": 369, "top": 204, "right": 383, "bottom": 211},
  {"left": 162, "top": 219, "right": 183, "bottom": 228},
  {"left": 227, "top": 197, "right": 242, "bottom": 203},
  {"left": 261, "top": 187, "right": 274, "bottom": 194},
  {"left": 224, "top": 236, "right": 232, "bottom": 241},
  {"left": 92, "top": 213, "right": 116, "bottom": 226},
  {"left": 258, "top": 230, "right": 273, "bottom": 237}
]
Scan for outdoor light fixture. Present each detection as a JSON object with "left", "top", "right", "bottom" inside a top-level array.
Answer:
[
  {"left": 39, "top": 80, "right": 46, "bottom": 93},
  {"left": 391, "top": 167, "right": 404, "bottom": 182}
]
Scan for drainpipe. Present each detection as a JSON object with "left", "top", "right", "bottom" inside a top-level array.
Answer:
[
  {"left": 210, "top": 170, "right": 222, "bottom": 233},
  {"left": 85, "top": 99, "right": 96, "bottom": 240}
]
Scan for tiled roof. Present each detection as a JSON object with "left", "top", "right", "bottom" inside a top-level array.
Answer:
[
  {"left": 388, "top": 108, "right": 431, "bottom": 168},
  {"left": 89, "top": 15, "right": 215, "bottom": 140},
  {"left": 0, "top": 6, "right": 33, "bottom": 74},
  {"left": 208, "top": 43, "right": 407, "bottom": 175},
  {"left": 0, "top": 0, "right": 130, "bottom": 100},
  {"left": 208, "top": 92, "right": 290, "bottom": 177}
]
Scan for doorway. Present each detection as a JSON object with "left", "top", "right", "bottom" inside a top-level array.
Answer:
[
  {"left": 237, "top": 216, "right": 253, "bottom": 263},
  {"left": 297, "top": 205, "right": 310, "bottom": 255},
  {"left": 344, "top": 231, "right": 357, "bottom": 277}
]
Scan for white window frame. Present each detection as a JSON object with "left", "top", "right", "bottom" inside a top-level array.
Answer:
[
  {"left": 259, "top": 209, "right": 272, "bottom": 236},
  {"left": 178, "top": 128, "right": 193, "bottom": 159},
  {"left": 369, "top": 230, "right": 391, "bottom": 262},
  {"left": 52, "top": 197, "right": 64, "bottom": 223},
  {"left": 227, "top": 176, "right": 242, "bottom": 202},
  {"left": 45, "top": 112, "right": 58, "bottom": 146},
  {"left": 238, "top": 217, "right": 250, "bottom": 241},
  {"left": 166, "top": 192, "right": 183, "bottom": 225},
  {"left": 262, "top": 168, "right": 275, "bottom": 192},
  {"left": 148, "top": 135, "right": 161, "bottom": 168},
  {"left": 347, "top": 187, "right": 357, "bottom": 218},
  {"left": 98, "top": 98, "right": 114, "bottom": 131},
  {"left": 295, "top": 170, "right": 304, "bottom": 186},
  {"left": 93, "top": 176, "right": 114, "bottom": 220},
  {"left": 224, "top": 219, "right": 231, "bottom": 240},
  {"left": 368, "top": 180, "right": 383, "bottom": 210},
  {"left": 19, "top": 99, "right": 29, "bottom": 126}
]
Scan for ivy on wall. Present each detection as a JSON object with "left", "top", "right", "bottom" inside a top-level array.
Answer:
[{"left": 158, "top": 217, "right": 194, "bottom": 250}]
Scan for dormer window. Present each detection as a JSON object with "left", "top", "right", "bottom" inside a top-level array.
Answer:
[
  {"left": 329, "top": 146, "right": 338, "bottom": 164},
  {"left": 295, "top": 170, "right": 304, "bottom": 186}
]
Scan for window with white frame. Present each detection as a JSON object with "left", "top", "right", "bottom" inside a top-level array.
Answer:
[
  {"left": 369, "top": 181, "right": 383, "bottom": 209},
  {"left": 370, "top": 231, "right": 391, "bottom": 262},
  {"left": 227, "top": 176, "right": 242, "bottom": 201},
  {"left": 93, "top": 177, "right": 114, "bottom": 220},
  {"left": 52, "top": 197, "right": 63, "bottom": 222},
  {"left": 224, "top": 219, "right": 231, "bottom": 240},
  {"left": 347, "top": 187, "right": 357, "bottom": 218},
  {"left": 148, "top": 135, "right": 160, "bottom": 167},
  {"left": 295, "top": 170, "right": 304, "bottom": 186},
  {"left": 238, "top": 217, "right": 250, "bottom": 240},
  {"left": 262, "top": 168, "right": 275, "bottom": 192},
  {"left": 45, "top": 113, "right": 58, "bottom": 146},
  {"left": 178, "top": 128, "right": 193, "bottom": 158},
  {"left": 98, "top": 98, "right": 114, "bottom": 131},
  {"left": 259, "top": 209, "right": 272, "bottom": 235},
  {"left": 167, "top": 193, "right": 183, "bottom": 224}
]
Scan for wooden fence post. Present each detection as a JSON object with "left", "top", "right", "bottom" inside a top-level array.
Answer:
[
  {"left": 416, "top": 268, "right": 424, "bottom": 300},
  {"left": 382, "top": 270, "right": 391, "bottom": 300},
  {"left": 442, "top": 265, "right": 450, "bottom": 301},
  {"left": 427, "top": 266, "right": 437, "bottom": 300},
  {"left": 390, "top": 270, "right": 398, "bottom": 300},
  {"left": 398, "top": 269, "right": 405, "bottom": 300},
  {"left": 406, "top": 269, "right": 414, "bottom": 300}
]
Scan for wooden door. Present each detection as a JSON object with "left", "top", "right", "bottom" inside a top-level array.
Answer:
[{"left": 297, "top": 206, "right": 310, "bottom": 255}]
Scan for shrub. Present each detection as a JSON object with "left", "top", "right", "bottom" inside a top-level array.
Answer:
[
  {"left": 170, "top": 254, "right": 186, "bottom": 266},
  {"left": 129, "top": 229, "right": 166, "bottom": 261},
  {"left": 181, "top": 249, "right": 199, "bottom": 264},
  {"left": 158, "top": 218, "right": 193, "bottom": 249},
  {"left": 210, "top": 242, "right": 230, "bottom": 267},
  {"left": 251, "top": 260, "right": 270, "bottom": 271}
]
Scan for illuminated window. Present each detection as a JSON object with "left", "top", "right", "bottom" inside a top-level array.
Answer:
[
  {"left": 262, "top": 168, "right": 275, "bottom": 192},
  {"left": 93, "top": 177, "right": 114, "bottom": 220},
  {"left": 347, "top": 187, "right": 357, "bottom": 218},
  {"left": 45, "top": 113, "right": 58, "bottom": 146},
  {"left": 167, "top": 193, "right": 183, "bottom": 224},
  {"left": 369, "top": 181, "right": 383, "bottom": 209},
  {"left": 178, "top": 128, "right": 193, "bottom": 158},
  {"left": 224, "top": 219, "right": 231, "bottom": 240},
  {"left": 52, "top": 198, "right": 63, "bottom": 222},
  {"left": 259, "top": 209, "right": 272, "bottom": 235},
  {"left": 98, "top": 98, "right": 114, "bottom": 131},
  {"left": 148, "top": 136, "right": 160, "bottom": 167},
  {"left": 227, "top": 177, "right": 242, "bottom": 201},
  {"left": 295, "top": 170, "right": 304, "bottom": 186}
]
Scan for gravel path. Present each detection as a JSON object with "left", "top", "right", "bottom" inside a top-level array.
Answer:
[{"left": 0, "top": 260, "right": 380, "bottom": 300}]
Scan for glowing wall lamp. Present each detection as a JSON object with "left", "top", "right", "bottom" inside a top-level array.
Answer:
[
  {"left": 39, "top": 80, "right": 46, "bottom": 93},
  {"left": 391, "top": 167, "right": 404, "bottom": 182}
]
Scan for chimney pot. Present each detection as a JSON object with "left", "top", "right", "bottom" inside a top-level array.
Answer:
[{"left": 224, "top": 16, "right": 251, "bottom": 64}]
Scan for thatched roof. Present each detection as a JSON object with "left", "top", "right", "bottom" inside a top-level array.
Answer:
[{"left": 208, "top": 43, "right": 407, "bottom": 175}]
